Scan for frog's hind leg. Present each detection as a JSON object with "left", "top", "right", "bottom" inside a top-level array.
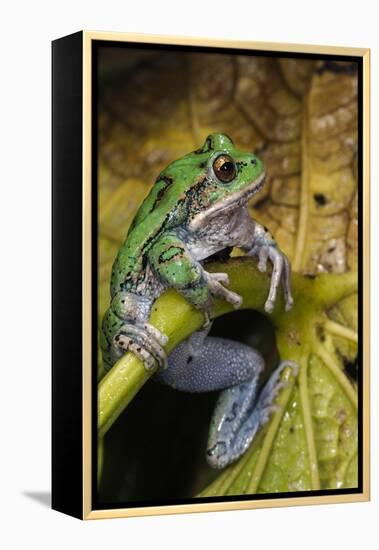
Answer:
[
  {"left": 156, "top": 331, "right": 298, "bottom": 469},
  {"left": 156, "top": 330, "right": 264, "bottom": 393},
  {"left": 207, "top": 360, "right": 298, "bottom": 468},
  {"left": 156, "top": 332, "right": 265, "bottom": 468}
]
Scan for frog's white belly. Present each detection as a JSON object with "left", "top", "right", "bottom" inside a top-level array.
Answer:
[{"left": 184, "top": 206, "right": 255, "bottom": 261}]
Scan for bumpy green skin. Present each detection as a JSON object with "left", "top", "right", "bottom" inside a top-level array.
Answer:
[
  {"left": 110, "top": 133, "right": 264, "bottom": 297},
  {"left": 101, "top": 133, "right": 266, "bottom": 371},
  {"left": 148, "top": 232, "right": 210, "bottom": 307}
]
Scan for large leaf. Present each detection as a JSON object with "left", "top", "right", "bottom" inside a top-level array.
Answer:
[
  {"left": 97, "top": 50, "right": 359, "bottom": 499},
  {"left": 98, "top": 53, "right": 358, "bottom": 274}
]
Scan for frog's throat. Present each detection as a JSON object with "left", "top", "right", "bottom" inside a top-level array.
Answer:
[{"left": 188, "top": 171, "right": 266, "bottom": 232}]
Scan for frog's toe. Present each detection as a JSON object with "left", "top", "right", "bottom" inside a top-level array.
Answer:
[
  {"left": 142, "top": 322, "right": 169, "bottom": 346},
  {"left": 210, "top": 272, "right": 230, "bottom": 286},
  {"left": 227, "top": 290, "right": 243, "bottom": 308},
  {"left": 259, "top": 404, "right": 281, "bottom": 425},
  {"left": 204, "top": 270, "right": 242, "bottom": 308},
  {"left": 113, "top": 323, "right": 168, "bottom": 371},
  {"left": 206, "top": 441, "right": 229, "bottom": 470},
  {"left": 255, "top": 360, "right": 298, "bottom": 421},
  {"left": 219, "top": 287, "right": 243, "bottom": 308},
  {"left": 202, "top": 309, "right": 212, "bottom": 329},
  {"left": 264, "top": 297, "right": 275, "bottom": 314},
  {"left": 285, "top": 295, "right": 294, "bottom": 312},
  {"left": 115, "top": 334, "right": 156, "bottom": 370}
]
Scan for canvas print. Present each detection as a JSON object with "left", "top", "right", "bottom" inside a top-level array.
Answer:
[{"left": 95, "top": 43, "right": 361, "bottom": 509}]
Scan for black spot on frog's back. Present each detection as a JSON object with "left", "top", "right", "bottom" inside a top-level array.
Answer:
[
  {"left": 151, "top": 176, "right": 174, "bottom": 209},
  {"left": 158, "top": 245, "right": 185, "bottom": 265}
]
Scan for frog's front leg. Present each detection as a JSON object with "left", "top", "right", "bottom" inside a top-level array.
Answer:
[
  {"left": 156, "top": 329, "right": 298, "bottom": 468},
  {"left": 101, "top": 292, "right": 169, "bottom": 372},
  {"left": 243, "top": 222, "right": 293, "bottom": 314},
  {"left": 148, "top": 232, "right": 241, "bottom": 321}
]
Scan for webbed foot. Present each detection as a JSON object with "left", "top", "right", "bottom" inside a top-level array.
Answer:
[{"left": 206, "top": 359, "right": 298, "bottom": 469}]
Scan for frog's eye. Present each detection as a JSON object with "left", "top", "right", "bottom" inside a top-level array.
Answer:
[{"left": 213, "top": 154, "right": 236, "bottom": 183}]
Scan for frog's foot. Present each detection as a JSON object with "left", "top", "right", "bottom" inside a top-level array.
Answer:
[
  {"left": 206, "top": 359, "right": 298, "bottom": 469},
  {"left": 255, "top": 246, "right": 293, "bottom": 313},
  {"left": 254, "top": 360, "right": 298, "bottom": 422},
  {"left": 113, "top": 322, "right": 169, "bottom": 371},
  {"left": 206, "top": 380, "right": 260, "bottom": 469},
  {"left": 142, "top": 322, "right": 169, "bottom": 347},
  {"left": 203, "top": 270, "right": 243, "bottom": 309},
  {"left": 248, "top": 227, "right": 293, "bottom": 313}
]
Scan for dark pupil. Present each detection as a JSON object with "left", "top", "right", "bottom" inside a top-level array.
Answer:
[
  {"left": 221, "top": 162, "right": 233, "bottom": 173},
  {"left": 214, "top": 155, "right": 235, "bottom": 182}
]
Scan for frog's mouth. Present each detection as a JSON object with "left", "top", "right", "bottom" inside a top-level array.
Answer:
[{"left": 189, "top": 171, "right": 266, "bottom": 232}]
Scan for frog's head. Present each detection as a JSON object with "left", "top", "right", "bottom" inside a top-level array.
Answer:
[{"left": 180, "top": 133, "right": 265, "bottom": 231}]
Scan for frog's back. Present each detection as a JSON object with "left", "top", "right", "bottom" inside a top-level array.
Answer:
[{"left": 110, "top": 154, "right": 206, "bottom": 297}]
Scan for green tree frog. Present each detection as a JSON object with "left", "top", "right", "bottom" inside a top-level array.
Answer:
[{"left": 101, "top": 133, "right": 297, "bottom": 469}]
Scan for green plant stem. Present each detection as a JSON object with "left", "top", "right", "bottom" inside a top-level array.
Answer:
[{"left": 98, "top": 258, "right": 357, "bottom": 439}]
